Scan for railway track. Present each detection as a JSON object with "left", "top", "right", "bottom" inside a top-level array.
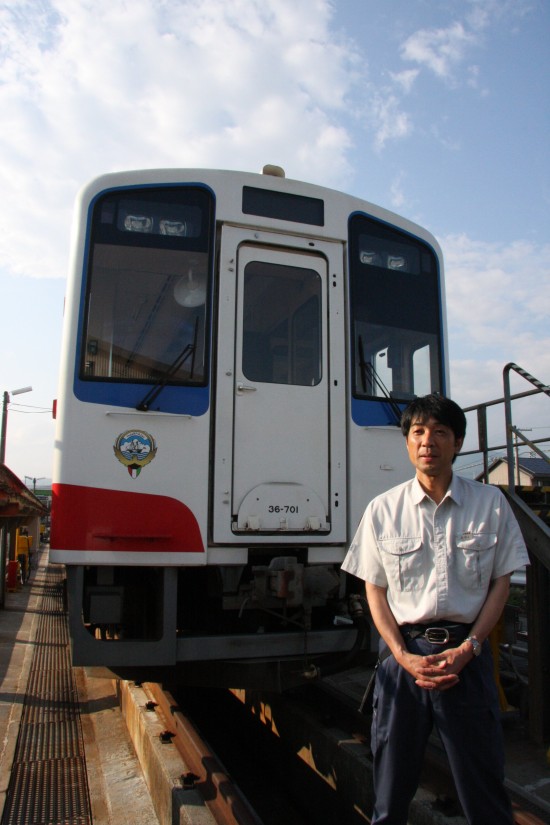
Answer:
[{"left": 137, "top": 680, "right": 549, "bottom": 825}]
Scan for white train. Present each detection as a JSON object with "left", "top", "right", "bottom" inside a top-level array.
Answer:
[{"left": 51, "top": 165, "right": 448, "bottom": 688}]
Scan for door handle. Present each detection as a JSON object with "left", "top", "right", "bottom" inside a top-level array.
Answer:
[{"left": 236, "top": 382, "right": 257, "bottom": 393}]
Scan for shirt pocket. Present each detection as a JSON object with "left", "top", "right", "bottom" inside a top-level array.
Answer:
[
  {"left": 454, "top": 532, "right": 497, "bottom": 589},
  {"left": 377, "top": 537, "right": 425, "bottom": 592}
]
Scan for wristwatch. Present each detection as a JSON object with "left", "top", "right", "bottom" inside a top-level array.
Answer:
[{"left": 465, "top": 636, "right": 482, "bottom": 657}]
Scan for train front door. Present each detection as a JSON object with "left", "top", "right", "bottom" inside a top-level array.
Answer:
[{"left": 212, "top": 227, "right": 346, "bottom": 544}]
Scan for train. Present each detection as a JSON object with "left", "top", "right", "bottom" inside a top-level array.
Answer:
[{"left": 50, "top": 164, "right": 448, "bottom": 689}]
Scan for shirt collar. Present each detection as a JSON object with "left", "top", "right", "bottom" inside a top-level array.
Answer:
[
  {"left": 411, "top": 476, "right": 428, "bottom": 504},
  {"left": 411, "top": 472, "right": 463, "bottom": 505},
  {"left": 447, "top": 472, "right": 463, "bottom": 505}
]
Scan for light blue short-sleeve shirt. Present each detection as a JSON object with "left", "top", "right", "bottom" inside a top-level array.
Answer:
[{"left": 341, "top": 474, "right": 530, "bottom": 625}]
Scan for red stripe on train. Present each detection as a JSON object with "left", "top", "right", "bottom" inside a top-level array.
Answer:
[{"left": 51, "top": 483, "right": 204, "bottom": 553}]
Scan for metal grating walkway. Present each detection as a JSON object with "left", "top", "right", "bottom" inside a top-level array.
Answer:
[{"left": 1, "top": 563, "right": 92, "bottom": 825}]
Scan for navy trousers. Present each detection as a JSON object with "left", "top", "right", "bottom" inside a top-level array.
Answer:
[{"left": 370, "top": 637, "right": 514, "bottom": 825}]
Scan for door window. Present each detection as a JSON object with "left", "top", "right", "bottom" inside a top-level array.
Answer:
[{"left": 242, "top": 261, "right": 322, "bottom": 387}]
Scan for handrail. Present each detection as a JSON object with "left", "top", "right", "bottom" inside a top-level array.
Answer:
[
  {"left": 460, "top": 363, "right": 550, "bottom": 570},
  {"left": 503, "top": 363, "right": 550, "bottom": 490},
  {"left": 461, "top": 362, "right": 550, "bottom": 483}
]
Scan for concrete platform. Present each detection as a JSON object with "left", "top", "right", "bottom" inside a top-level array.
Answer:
[{"left": 0, "top": 547, "right": 159, "bottom": 825}]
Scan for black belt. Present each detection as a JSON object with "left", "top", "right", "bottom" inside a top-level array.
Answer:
[{"left": 400, "top": 621, "right": 470, "bottom": 645}]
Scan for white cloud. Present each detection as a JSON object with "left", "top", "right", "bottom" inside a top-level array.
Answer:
[
  {"left": 370, "top": 93, "right": 413, "bottom": 152},
  {"left": 464, "top": 0, "right": 534, "bottom": 33},
  {"left": 0, "top": 0, "right": 359, "bottom": 281},
  {"left": 400, "top": 21, "right": 478, "bottom": 82},
  {"left": 398, "top": 1, "right": 534, "bottom": 89},
  {"left": 442, "top": 233, "right": 550, "bottom": 406},
  {"left": 390, "top": 68, "right": 420, "bottom": 94},
  {"left": 389, "top": 172, "right": 407, "bottom": 210}
]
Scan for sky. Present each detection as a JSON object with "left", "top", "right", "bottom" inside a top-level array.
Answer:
[{"left": 0, "top": 0, "right": 549, "bottom": 484}]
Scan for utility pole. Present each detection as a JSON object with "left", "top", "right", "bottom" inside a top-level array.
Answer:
[{"left": 0, "top": 386, "right": 32, "bottom": 464}]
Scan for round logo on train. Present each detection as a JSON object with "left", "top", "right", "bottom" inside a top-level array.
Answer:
[{"left": 113, "top": 430, "right": 157, "bottom": 478}]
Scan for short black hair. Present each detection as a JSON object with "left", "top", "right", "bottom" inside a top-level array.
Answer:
[{"left": 400, "top": 394, "right": 467, "bottom": 441}]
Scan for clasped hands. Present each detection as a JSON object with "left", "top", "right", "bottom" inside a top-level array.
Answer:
[{"left": 397, "top": 644, "right": 472, "bottom": 691}]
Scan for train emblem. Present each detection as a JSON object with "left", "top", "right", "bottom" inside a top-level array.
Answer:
[{"left": 113, "top": 430, "right": 157, "bottom": 478}]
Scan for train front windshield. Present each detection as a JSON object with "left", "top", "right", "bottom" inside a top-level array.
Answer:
[
  {"left": 349, "top": 214, "right": 443, "bottom": 404},
  {"left": 81, "top": 187, "right": 213, "bottom": 390}
]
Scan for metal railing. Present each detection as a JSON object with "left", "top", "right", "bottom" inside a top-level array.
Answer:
[
  {"left": 460, "top": 362, "right": 550, "bottom": 570},
  {"left": 461, "top": 363, "right": 550, "bottom": 481},
  {"left": 461, "top": 364, "right": 550, "bottom": 743},
  {"left": 503, "top": 363, "right": 550, "bottom": 488}
]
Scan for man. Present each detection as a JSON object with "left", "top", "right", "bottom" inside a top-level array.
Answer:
[{"left": 341, "top": 394, "right": 529, "bottom": 825}]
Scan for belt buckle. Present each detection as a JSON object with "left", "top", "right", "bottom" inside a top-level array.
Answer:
[{"left": 424, "top": 627, "right": 449, "bottom": 644}]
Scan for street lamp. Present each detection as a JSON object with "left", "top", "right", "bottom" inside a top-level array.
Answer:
[
  {"left": 0, "top": 386, "right": 32, "bottom": 465},
  {"left": 25, "top": 476, "right": 46, "bottom": 493}
]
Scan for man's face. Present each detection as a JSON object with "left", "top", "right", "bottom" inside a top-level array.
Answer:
[{"left": 406, "top": 416, "right": 463, "bottom": 479}]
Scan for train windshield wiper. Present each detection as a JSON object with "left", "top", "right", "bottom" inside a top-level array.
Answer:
[
  {"left": 357, "top": 335, "right": 402, "bottom": 426},
  {"left": 136, "top": 317, "right": 199, "bottom": 411}
]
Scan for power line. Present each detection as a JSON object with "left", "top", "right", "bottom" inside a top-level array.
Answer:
[{"left": 9, "top": 403, "right": 52, "bottom": 414}]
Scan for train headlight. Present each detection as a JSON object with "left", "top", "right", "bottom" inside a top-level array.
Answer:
[
  {"left": 388, "top": 255, "right": 406, "bottom": 269},
  {"left": 124, "top": 214, "right": 153, "bottom": 233},
  {"left": 360, "top": 250, "right": 381, "bottom": 266},
  {"left": 160, "top": 219, "right": 188, "bottom": 236}
]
